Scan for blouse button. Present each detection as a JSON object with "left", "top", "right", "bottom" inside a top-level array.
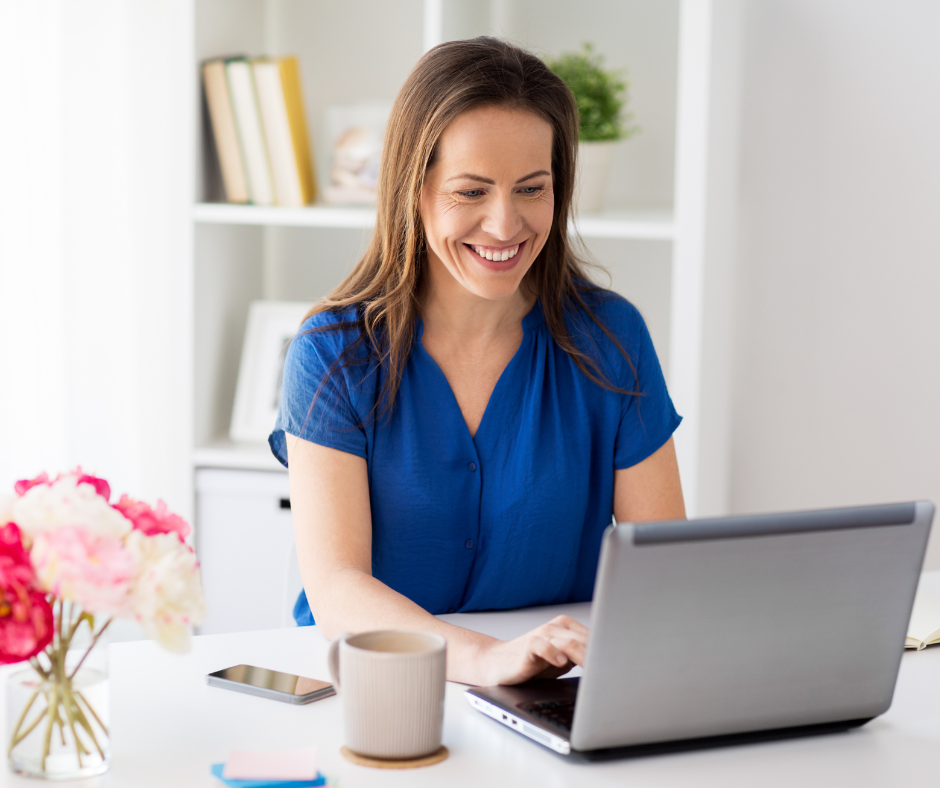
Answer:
[
  {"left": 468, "top": 462, "right": 477, "bottom": 472},
  {"left": 465, "top": 539, "right": 474, "bottom": 549}
]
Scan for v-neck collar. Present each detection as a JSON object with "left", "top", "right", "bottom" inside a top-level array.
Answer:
[{"left": 414, "top": 298, "right": 542, "bottom": 444}]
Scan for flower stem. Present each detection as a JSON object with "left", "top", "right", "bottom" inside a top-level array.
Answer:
[
  {"left": 69, "top": 697, "right": 104, "bottom": 761},
  {"left": 61, "top": 688, "right": 84, "bottom": 767},
  {"left": 7, "top": 690, "right": 39, "bottom": 755},
  {"left": 40, "top": 687, "right": 56, "bottom": 772},
  {"left": 68, "top": 618, "right": 111, "bottom": 681},
  {"left": 75, "top": 690, "right": 109, "bottom": 737},
  {"left": 9, "top": 706, "right": 47, "bottom": 751}
]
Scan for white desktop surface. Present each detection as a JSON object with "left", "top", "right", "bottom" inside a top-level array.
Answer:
[{"left": 1, "top": 573, "right": 938, "bottom": 787}]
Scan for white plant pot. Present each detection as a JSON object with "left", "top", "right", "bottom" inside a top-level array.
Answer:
[{"left": 575, "top": 140, "right": 617, "bottom": 215}]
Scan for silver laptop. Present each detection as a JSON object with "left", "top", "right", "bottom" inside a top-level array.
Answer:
[{"left": 466, "top": 501, "right": 935, "bottom": 758}]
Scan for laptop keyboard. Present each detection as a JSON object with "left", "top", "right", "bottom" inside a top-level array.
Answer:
[{"left": 520, "top": 699, "right": 575, "bottom": 732}]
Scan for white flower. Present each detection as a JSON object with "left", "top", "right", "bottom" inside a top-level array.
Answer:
[
  {"left": 12, "top": 476, "right": 131, "bottom": 539},
  {"left": 0, "top": 493, "right": 14, "bottom": 525},
  {"left": 127, "top": 531, "right": 206, "bottom": 653}
]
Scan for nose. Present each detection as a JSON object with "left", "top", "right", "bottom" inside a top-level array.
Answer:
[{"left": 480, "top": 192, "right": 522, "bottom": 242}]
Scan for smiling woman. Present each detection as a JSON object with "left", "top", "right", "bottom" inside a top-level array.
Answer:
[{"left": 268, "top": 37, "right": 685, "bottom": 687}]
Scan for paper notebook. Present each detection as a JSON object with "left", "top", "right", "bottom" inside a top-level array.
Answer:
[
  {"left": 905, "top": 588, "right": 940, "bottom": 650},
  {"left": 210, "top": 763, "right": 325, "bottom": 788}
]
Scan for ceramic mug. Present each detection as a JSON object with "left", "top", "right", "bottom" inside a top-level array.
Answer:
[{"left": 327, "top": 630, "right": 446, "bottom": 759}]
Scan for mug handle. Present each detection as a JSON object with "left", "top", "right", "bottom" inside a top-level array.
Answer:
[{"left": 327, "top": 633, "right": 350, "bottom": 691}]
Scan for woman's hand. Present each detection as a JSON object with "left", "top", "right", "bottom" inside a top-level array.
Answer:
[{"left": 473, "top": 615, "right": 589, "bottom": 686}]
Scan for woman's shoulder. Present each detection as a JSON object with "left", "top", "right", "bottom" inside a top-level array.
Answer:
[
  {"left": 292, "top": 304, "right": 371, "bottom": 361},
  {"left": 297, "top": 303, "right": 363, "bottom": 334},
  {"left": 566, "top": 281, "right": 649, "bottom": 350}
]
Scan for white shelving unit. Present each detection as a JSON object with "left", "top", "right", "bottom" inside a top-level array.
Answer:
[
  {"left": 190, "top": 0, "right": 741, "bottom": 517},
  {"left": 193, "top": 202, "right": 675, "bottom": 239}
]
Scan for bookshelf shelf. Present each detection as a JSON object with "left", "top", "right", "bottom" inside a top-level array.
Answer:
[
  {"left": 193, "top": 438, "right": 285, "bottom": 473},
  {"left": 193, "top": 202, "right": 376, "bottom": 229},
  {"left": 193, "top": 203, "right": 674, "bottom": 240}
]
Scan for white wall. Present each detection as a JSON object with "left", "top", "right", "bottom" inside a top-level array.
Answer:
[
  {"left": 0, "top": 1, "right": 193, "bottom": 521},
  {"left": 730, "top": 0, "right": 940, "bottom": 568}
]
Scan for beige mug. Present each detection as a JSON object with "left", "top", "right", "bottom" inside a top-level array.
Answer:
[{"left": 327, "top": 630, "right": 447, "bottom": 759}]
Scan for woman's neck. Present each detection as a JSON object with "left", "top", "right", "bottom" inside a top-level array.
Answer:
[{"left": 420, "top": 261, "right": 536, "bottom": 347}]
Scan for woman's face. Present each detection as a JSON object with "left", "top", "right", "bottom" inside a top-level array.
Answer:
[{"left": 420, "top": 105, "right": 555, "bottom": 303}]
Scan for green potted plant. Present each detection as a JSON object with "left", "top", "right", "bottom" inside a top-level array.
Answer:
[{"left": 548, "top": 43, "right": 637, "bottom": 214}]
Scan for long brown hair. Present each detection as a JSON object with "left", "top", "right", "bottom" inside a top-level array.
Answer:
[{"left": 303, "top": 36, "right": 635, "bottom": 419}]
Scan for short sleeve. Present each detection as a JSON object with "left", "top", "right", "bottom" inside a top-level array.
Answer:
[
  {"left": 584, "top": 295, "right": 682, "bottom": 470},
  {"left": 268, "top": 312, "right": 371, "bottom": 467}
]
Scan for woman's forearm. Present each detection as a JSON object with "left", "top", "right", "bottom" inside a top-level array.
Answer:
[{"left": 309, "top": 567, "right": 498, "bottom": 685}]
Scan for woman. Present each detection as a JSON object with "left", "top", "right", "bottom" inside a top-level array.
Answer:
[{"left": 269, "top": 37, "right": 685, "bottom": 687}]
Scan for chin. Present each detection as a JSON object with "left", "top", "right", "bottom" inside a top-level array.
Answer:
[{"left": 461, "top": 273, "right": 527, "bottom": 302}]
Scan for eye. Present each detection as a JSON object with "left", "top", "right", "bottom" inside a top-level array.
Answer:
[
  {"left": 518, "top": 186, "right": 544, "bottom": 196},
  {"left": 458, "top": 189, "right": 485, "bottom": 199}
]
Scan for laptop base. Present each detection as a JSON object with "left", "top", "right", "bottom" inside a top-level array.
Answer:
[
  {"left": 565, "top": 716, "right": 872, "bottom": 762},
  {"left": 467, "top": 679, "right": 871, "bottom": 761}
]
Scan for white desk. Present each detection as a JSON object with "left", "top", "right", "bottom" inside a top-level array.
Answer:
[{"left": 2, "top": 573, "right": 939, "bottom": 787}]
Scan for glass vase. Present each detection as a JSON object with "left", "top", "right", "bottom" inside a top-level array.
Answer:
[{"left": 6, "top": 638, "right": 110, "bottom": 780}]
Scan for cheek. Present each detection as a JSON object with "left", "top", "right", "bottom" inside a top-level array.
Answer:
[
  {"left": 528, "top": 194, "right": 555, "bottom": 235},
  {"left": 425, "top": 200, "right": 476, "bottom": 247}
]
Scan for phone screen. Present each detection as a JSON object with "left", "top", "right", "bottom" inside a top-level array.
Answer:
[{"left": 208, "top": 665, "right": 333, "bottom": 699}]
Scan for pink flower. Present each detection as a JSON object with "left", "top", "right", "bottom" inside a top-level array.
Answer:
[
  {"left": 0, "top": 523, "right": 53, "bottom": 664},
  {"left": 74, "top": 473, "right": 111, "bottom": 502},
  {"left": 113, "top": 496, "right": 190, "bottom": 542},
  {"left": 14, "top": 473, "right": 51, "bottom": 497},
  {"left": 0, "top": 523, "right": 34, "bottom": 589},
  {"left": 14, "top": 468, "right": 110, "bottom": 501},
  {"left": 31, "top": 526, "right": 136, "bottom": 617},
  {"left": 0, "top": 589, "right": 54, "bottom": 665}
]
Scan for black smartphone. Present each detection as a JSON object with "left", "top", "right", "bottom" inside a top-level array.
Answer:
[{"left": 206, "top": 664, "right": 336, "bottom": 705}]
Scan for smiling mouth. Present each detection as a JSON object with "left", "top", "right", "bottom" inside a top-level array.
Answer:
[{"left": 464, "top": 241, "right": 525, "bottom": 262}]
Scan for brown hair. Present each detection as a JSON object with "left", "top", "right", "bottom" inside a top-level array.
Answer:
[{"left": 303, "top": 36, "right": 635, "bottom": 420}]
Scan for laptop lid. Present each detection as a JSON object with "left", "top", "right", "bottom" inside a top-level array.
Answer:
[{"left": 570, "top": 501, "right": 934, "bottom": 751}]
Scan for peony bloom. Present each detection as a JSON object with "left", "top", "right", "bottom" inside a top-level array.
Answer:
[
  {"left": 14, "top": 468, "right": 110, "bottom": 501},
  {"left": 31, "top": 526, "right": 136, "bottom": 617},
  {"left": 13, "top": 472, "right": 51, "bottom": 497},
  {"left": 73, "top": 472, "right": 111, "bottom": 502},
  {"left": 0, "top": 523, "right": 54, "bottom": 664},
  {"left": 113, "top": 496, "right": 191, "bottom": 542},
  {"left": 0, "top": 494, "right": 14, "bottom": 527},
  {"left": 12, "top": 475, "right": 131, "bottom": 540},
  {"left": 127, "top": 531, "right": 206, "bottom": 653}
]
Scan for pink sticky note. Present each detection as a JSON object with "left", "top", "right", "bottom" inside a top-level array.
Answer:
[{"left": 222, "top": 747, "right": 318, "bottom": 781}]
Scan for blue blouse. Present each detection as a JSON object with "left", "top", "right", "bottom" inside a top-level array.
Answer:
[{"left": 269, "top": 289, "right": 681, "bottom": 626}]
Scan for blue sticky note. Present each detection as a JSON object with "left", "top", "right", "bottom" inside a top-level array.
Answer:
[{"left": 210, "top": 763, "right": 326, "bottom": 788}]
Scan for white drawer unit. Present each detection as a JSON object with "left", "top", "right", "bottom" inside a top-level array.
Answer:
[{"left": 195, "top": 468, "right": 303, "bottom": 634}]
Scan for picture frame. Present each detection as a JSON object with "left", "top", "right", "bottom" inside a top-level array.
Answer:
[{"left": 229, "top": 300, "right": 311, "bottom": 444}]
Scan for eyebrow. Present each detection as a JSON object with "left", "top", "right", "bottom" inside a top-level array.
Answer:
[{"left": 444, "top": 169, "right": 551, "bottom": 185}]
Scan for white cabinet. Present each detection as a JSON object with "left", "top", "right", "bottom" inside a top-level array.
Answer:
[{"left": 195, "top": 469, "right": 303, "bottom": 634}]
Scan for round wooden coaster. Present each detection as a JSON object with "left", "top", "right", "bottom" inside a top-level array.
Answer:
[{"left": 340, "top": 745, "right": 449, "bottom": 769}]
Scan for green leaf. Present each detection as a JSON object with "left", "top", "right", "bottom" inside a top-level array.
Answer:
[{"left": 546, "top": 42, "right": 638, "bottom": 142}]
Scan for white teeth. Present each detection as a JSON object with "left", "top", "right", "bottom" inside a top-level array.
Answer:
[{"left": 471, "top": 244, "right": 519, "bottom": 262}]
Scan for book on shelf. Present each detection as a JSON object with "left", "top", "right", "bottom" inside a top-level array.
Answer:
[
  {"left": 202, "top": 54, "right": 317, "bottom": 207},
  {"left": 225, "top": 57, "right": 275, "bottom": 206},
  {"left": 252, "top": 56, "right": 317, "bottom": 207},
  {"left": 906, "top": 587, "right": 940, "bottom": 650},
  {"left": 202, "top": 57, "right": 249, "bottom": 204}
]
